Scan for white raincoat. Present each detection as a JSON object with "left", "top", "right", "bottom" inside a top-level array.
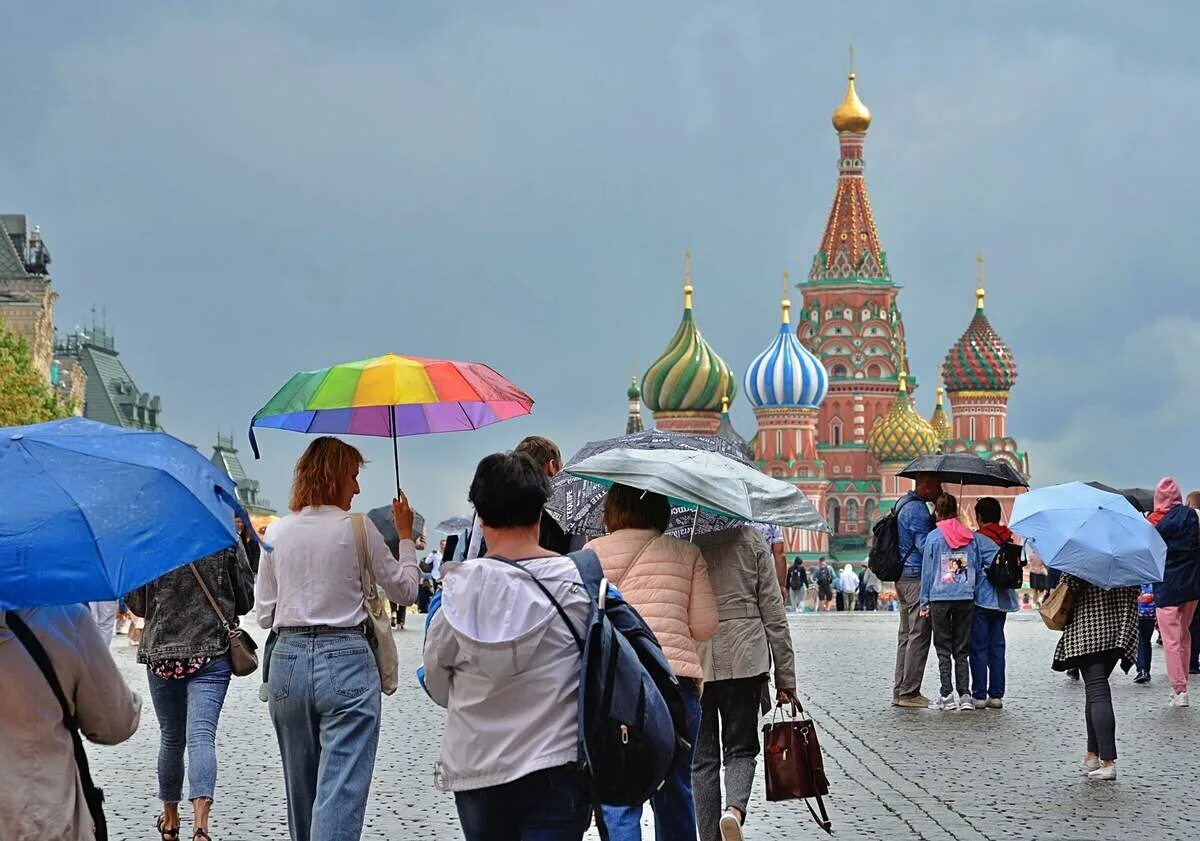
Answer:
[{"left": 422, "top": 554, "right": 590, "bottom": 792}]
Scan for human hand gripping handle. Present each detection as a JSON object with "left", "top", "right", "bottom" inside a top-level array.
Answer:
[
  {"left": 776, "top": 688, "right": 800, "bottom": 715},
  {"left": 392, "top": 490, "right": 415, "bottom": 541}
]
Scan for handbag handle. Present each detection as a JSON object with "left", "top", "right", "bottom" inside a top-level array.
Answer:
[
  {"left": 190, "top": 562, "right": 233, "bottom": 630},
  {"left": 350, "top": 514, "right": 376, "bottom": 606}
]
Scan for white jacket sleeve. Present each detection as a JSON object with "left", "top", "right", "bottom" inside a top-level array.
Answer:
[{"left": 422, "top": 611, "right": 457, "bottom": 708}]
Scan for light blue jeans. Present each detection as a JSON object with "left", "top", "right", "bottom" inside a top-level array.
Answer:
[
  {"left": 268, "top": 628, "right": 381, "bottom": 841},
  {"left": 147, "top": 655, "right": 233, "bottom": 803},
  {"left": 603, "top": 678, "right": 702, "bottom": 841}
]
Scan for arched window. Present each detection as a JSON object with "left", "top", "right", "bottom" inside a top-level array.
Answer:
[
  {"left": 830, "top": 420, "right": 844, "bottom": 447},
  {"left": 867, "top": 364, "right": 882, "bottom": 378},
  {"left": 831, "top": 364, "right": 848, "bottom": 378},
  {"left": 826, "top": 499, "right": 841, "bottom": 533},
  {"left": 846, "top": 499, "right": 860, "bottom": 522}
]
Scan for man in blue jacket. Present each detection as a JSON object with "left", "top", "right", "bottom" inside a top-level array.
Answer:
[{"left": 892, "top": 473, "right": 941, "bottom": 708}]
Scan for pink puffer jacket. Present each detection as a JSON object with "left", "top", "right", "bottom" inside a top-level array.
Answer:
[{"left": 586, "top": 529, "right": 718, "bottom": 680}]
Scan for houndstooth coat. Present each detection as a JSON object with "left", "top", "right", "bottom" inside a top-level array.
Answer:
[{"left": 1052, "top": 574, "right": 1140, "bottom": 672}]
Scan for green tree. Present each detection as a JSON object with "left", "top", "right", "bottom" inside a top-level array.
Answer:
[{"left": 0, "top": 317, "right": 72, "bottom": 426}]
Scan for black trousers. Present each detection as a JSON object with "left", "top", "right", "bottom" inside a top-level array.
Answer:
[
  {"left": 1080, "top": 654, "right": 1119, "bottom": 760},
  {"left": 930, "top": 600, "right": 974, "bottom": 697}
]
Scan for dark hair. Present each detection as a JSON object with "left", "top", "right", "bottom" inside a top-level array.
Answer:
[
  {"left": 603, "top": 483, "right": 671, "bottom": 533},
  {"left": 933, "top": 492, "right": 958, "bottom": 521},
  {"left": 468, "top": 452, "right": 550, "bottom": 529},
  {"left": 975, "top": 497, "right": 1002, "bottom": 525},
  {"left": 514, "top": 435, "right": 562, "bottom": 471}
]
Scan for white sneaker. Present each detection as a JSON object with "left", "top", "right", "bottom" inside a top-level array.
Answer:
[
  {"left": 986, "top": 697, "right": 1004, "bottom": 709},
  {"left": 1087, "top": 764, "right": 1117, "bottom": 781},
  {"left": 1080, "top": 756, "right": 1100, "bottom": 773},
  {"left": 972, "top": 697, "right": 988, "bottom": 710},
  {"left": 1169, "top": 691, "right": 1190, "bottom": 707},
  {"left": 957, "top": 694, "right": 975, "bottom": 711},
  {"left": 719, "top": 809, "right": 744, "bottom": 841},
  {"left": 929, "top": 694, "right": 954, "bottom": 710}
]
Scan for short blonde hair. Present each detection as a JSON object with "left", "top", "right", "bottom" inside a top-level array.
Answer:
[{"left": 289, "top": 437, "right": 366, "bottom": 511}]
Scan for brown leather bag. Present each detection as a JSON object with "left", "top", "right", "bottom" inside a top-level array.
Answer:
[
  {"left": 1039, "top": 579, "right": 1073, "bottom": 631},
  {"left": 190, "top": 562, "right": 259, "bottom": 677},
  {"left": 763, "top": 702, "right": 832, "bottom": 834}
]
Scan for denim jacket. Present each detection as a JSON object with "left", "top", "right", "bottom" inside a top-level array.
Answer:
[
  {"left": 897, "top": 492, "right": 935, "bottom": 578},
  {"left": 125, "top": 542, "right": 255, "bottom": 664},
  {"left": 920, "top": 523, "right": 983, "bottom": 609}
]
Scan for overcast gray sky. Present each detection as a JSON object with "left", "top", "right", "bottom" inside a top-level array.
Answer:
[{"left": 3, "top": 1, "right": 1196, "bottom": 526}]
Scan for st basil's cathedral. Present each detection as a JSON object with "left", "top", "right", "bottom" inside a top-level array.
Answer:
[{"left": 629, "top": 68, "right": 1031, "bottom": 560}]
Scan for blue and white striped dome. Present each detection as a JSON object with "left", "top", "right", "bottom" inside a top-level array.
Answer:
[{"left": 744, "top": 302, "right": 829, "bottom": 409}]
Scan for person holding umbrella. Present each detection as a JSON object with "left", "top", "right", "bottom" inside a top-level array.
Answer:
[
  {"left": 255, "top": 437, "right": 420, "bottom": 841},
  {"left": 1148, "top": 477, "right": 1200, "bottom": 707}
]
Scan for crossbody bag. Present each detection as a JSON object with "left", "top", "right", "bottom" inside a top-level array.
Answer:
[{"left": 189, "top": 562, "right": 259, "bottom": 677}]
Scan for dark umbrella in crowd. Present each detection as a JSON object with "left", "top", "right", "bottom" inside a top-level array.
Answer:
[
  {"left": 367, "top": 506, "right": 426, "bottom": 558},
  {"left": 1085, "top": 482, "right": 1154, "bottom": 514},
  {"left": 898, "top": 452, "right": 1028, "bottom": 488}
]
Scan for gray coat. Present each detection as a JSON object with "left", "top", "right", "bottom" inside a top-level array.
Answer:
[
  {"left": 125, "top": 542, "right": 255, "bottom": 664},
  {"left": 693, "top": 526, "right": 796, "bottom": 690}
]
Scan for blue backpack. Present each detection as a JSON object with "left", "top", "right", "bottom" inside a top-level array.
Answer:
[{"left": 502, "top": 549, "right": 688, "bottom": 817}]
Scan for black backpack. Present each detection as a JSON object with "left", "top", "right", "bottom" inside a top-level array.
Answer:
[
  {"left": 815, "top": 565, "right": 833, "bottom": 587},
  {"left": 787, "top": 565, "right": 806, "bottom": 590},
  {"left": 868, "top": 497, "right": 919, "bottom": 582},
  {"left": 984, "top": 541, "right": 1025, "bottom": 590}
]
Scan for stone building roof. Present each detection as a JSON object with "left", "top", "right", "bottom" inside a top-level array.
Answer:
[{"left": 55, "top": 328, "right": 164, "bottom": 431}]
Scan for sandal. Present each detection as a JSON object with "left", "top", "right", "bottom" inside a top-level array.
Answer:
[
  {"left": 193, "top": 830, "right": 211, "bottom": 841},
  {"left": 156, "top": 815, "right": 180, "bottom": 841}
]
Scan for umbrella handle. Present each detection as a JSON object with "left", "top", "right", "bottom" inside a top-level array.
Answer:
[
  {"left": 388, "top": 408, "right": 402, "bottom": 499},
  {"left": 688, "top": 507, "right": 699, "bottom": 542}
]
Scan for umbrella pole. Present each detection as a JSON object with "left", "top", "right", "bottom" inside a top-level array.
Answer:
[
  {"left": 689, "top": 507, "right": 699, "bottom": 542},
  {"left": 388, "top": 408, "right": 401, "bottom": 499}
]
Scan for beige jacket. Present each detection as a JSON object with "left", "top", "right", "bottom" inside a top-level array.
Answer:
[
  {"left": 0, "top": 605, "right": 141, "bottom": 841},
  {"left": 586, "top": 529, "right": 718, "bottom": 680},
  {"left": 692, "top": 526, "right": 796, "bottom": 689}
]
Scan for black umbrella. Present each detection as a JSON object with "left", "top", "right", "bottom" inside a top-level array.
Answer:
[
  {"left": 367, "top": 506, "right": 426, "bottom": 558},
  {"left": 1085, "top": 482, "right": 1153, "bottom": 514},
  {"left": 546, "top": 430, "right": 756, "bottom": 540},
  {"left": 898, "top": 453, "right": 1029, "bottom": 488}
]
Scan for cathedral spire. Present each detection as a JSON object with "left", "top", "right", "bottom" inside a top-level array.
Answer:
[{"left": 810, "top": 66, "right": 889, "bottom": 283}]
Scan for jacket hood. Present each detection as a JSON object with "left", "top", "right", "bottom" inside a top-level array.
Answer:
[
  {"left": 1155, "top": 477, "right": 1182, "bottom": 514},
  {"left": 978, "top": 523, "right": 1013, "bottom": 545},
  {"left": 439, "top": 558, "right": 564, "bottom": 682},
  {"left": 937, "top": 518, "right": 975, "bottom": 549}
]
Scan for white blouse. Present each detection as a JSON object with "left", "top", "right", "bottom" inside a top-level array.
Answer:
[{"left": 255, "top": 506, "right": 419, "bottom": 630}]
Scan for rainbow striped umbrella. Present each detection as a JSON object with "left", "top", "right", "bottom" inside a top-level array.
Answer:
[{"left": 249, "top": 353, "right": 534, "bottom": 491}]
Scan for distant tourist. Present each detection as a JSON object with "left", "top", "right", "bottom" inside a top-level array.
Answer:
[
  {"left": 860, "top": 564, "right": 882, "bottom": 611},
  {"left": 893, "top": 473, "right": 942, "bottom": 708},
  {"left": 256, "top": 437, "right": 420, "bottom": 841},
  {"left": 755, "top": 522, "right": 788, "bottom": 599},
  {"left": 586, "top": 483, "right": 717, "bottom": 840},
  {"left": 1, "top": 604, "right": 142, "bottom": 841},
  {"left": 1026, "top": 546, "right": 1049, "bottom": 605},
  {"left": 838, "top": 564, "right": 860, "bottom": 612},
  {"left": 423, "top": 452, "right": 590, "bottom": 840},
  {"left": 125, "top": 539, "right": 254, "bottom": 841},
  {"left": 786, "top": 558, "right": 809, "bottom": 612},
  {"left": 235, "top": 515, "right": 260, "bottom": 577},
  {"left": 692, "top": 526, "right": 797, "bottom": 841},
  {"left": 1148, "top": 477, "right": 1200, "bottom": 707},
  {"left": 970, "top": 498, "right": 1019, "bottom": 709},
  {"left": 814, "top": 557, "right": 835, "bottom": 612},
  {"left": 1053, "top": 574, "right": 1139, "bottom": 780},
  {"left": 920, "top": 493, "right": 982, "bottom": 711},
  {"left": 1133, "top": 584, "right": 1156, "bottom": 684},
  {"left": 514, "top": 435, "right": 573, "bottom": 554}
]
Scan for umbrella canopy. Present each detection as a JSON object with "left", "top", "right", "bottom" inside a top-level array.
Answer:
[
  {"left": 1085, "top": 482, "right": 1153, "bottom": 514},
  {"left": 547, "top": 430, "right": 756, "bottom": 539},
  {"left": 367, "top": 506, "right": 426, "bottom": 558},
  {"left": 898, "top": 453, "right": 1028, "bottom": 488},
  {"left": 0, "top": 418, "right": 250, "bottom": 610},
  {"left": 1010, "top": 481, "right": 1166, "bottom": 589},
  {"left": 435, "top": 514, "right": 474, "bottom": 533},
  {"left": 563, "top": 448, "right": 828, "bottom": 538}
]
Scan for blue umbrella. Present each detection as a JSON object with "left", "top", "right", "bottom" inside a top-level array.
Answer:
[
  {"left": 0, "top": 417, "right": 253, "bottom": 610},
  {"left": 1010, "top": 481, "right": 1166, "bottom": 589}
]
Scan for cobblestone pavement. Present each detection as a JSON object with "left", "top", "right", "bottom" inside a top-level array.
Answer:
[{"left": 92, "top": 612, "right": 1198, "bottom": 840}]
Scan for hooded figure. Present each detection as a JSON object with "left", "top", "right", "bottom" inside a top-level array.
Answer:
[{"left": 1150, "top": 476, "right": 1200, "bottom": 704}]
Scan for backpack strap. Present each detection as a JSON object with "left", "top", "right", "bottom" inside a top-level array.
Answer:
[
  {"left": 893, "top": 496, "right": 921, "bottom": 565},
  {"left": 490, "top": 556, "right": 584, "bottom": 652},
  {"left": 5, "top": 611, "right": 108, "bottom": 841}
]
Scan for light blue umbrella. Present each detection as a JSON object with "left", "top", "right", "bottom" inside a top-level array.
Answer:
[
  {"left": 0, "top": 417, "right": 253, "bottom": 609},
  {"left": 1010, "top": 481, "right": 1166, "bottom": 589}
]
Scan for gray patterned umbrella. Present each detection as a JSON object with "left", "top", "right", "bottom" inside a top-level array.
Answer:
[{"left": 546, "top": 430, "right": 795, "bottom": 540}]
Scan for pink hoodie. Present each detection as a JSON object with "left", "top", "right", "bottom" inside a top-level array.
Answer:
[
  {"left": 1150, "top": 477, "right": 1183, "bottom": 525},
  {"left": 936, "top": 518, "right": 975, "bottom": 550}
]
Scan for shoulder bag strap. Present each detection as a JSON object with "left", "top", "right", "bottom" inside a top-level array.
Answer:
[
  {"left": 350, "top": 513, "right": 375, "bottom": 604},
  {"left": 5, "top": 611, "right": 108, "bottom": 841},
  {"left": 190, "top": 562, "right": 232, "bottom": 629},
  {"left": 491, "top": 556, "right": 584, "bottom": 652}
]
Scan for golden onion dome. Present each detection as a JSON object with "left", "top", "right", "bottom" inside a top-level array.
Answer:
[
  {"left": 929, "top": 386, "right": 952, "bottom": 444},
  {"left": 832, "top": 72, "right": 871, "bottom": 133},
  {"left": 866, "top": 373, "right": 941, "bottom": 464}
]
